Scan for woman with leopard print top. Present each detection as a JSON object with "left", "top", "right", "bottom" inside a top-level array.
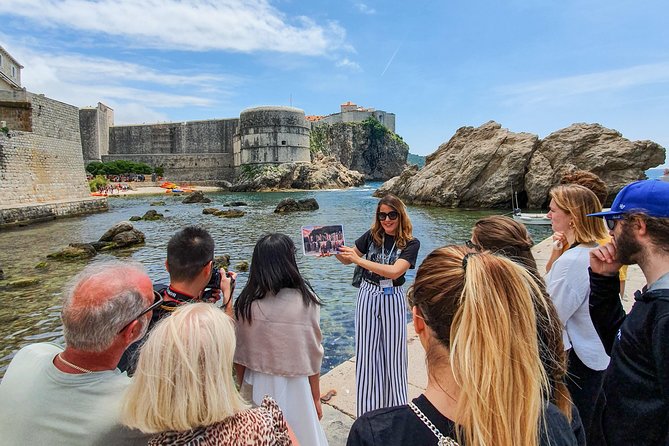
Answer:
[{"left": 121, "top": 303, "right": 297, "bottom": 445}]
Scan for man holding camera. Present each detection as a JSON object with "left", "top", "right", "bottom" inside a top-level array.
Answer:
[{"left": 118, "top": 225, "right": 236, "bottom": 374}]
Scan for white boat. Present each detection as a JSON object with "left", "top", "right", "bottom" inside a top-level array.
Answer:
[
  {"left": 510, "top": 186, "right": 551, "bottom": 225},
  {"left": 513, "top": 211, "right": 551, "bottom": 225}
]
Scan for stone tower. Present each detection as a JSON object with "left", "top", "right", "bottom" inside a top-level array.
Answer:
[{"left": 234, "top": 106, "right": 311, "bottom": 166}]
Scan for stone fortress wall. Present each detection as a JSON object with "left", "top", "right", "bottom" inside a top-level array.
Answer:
[
  {"left": 0, "top": 92, "right": 107, "bottom": 227},
  {"left": 96, "top": 106, "right": 314, "bottom": 183},
  {"left": 102, "top": 118, "right": 239, "bottom": 182},
  {"left": 80, "top": 102, "right": 114, "bottom": 163}
]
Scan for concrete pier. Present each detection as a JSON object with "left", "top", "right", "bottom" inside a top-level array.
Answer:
[{"left": 318, "top": 236, "right": 644, "bottom": 445}]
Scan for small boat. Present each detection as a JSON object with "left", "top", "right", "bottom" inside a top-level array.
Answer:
[
  {"left": 510, "top": 186, "right": 551, "bottom": 225},
  {"left": 513, "top": 211, "right": 551, "bottom": 225}
]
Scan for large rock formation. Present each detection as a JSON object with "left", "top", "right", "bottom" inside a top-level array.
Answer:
[
  {"left": 377, "top": 121, "right": 665, "bottom": 209},
  {"left": 230, "top": 155, "right": 364, "bottom": 192},
  {"left": 375, "top": 121, "right": 538, "bottom": 207},
  {"left": 310, "top": 119, "right": 409, "bottom": 180},
  {"left": 525, "top": 123, "right": 666, "bottom": 207}
]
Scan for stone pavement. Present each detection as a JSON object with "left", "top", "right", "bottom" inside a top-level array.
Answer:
[{"left": 319, "top": 236, "right": 645, "bottom": 445}]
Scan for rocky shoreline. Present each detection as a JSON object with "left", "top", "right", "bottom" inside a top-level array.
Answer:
[{"left": 376, "top": 121, "right": 665, "bottom": 209}]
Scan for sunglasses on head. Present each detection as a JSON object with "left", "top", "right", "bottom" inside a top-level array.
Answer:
[
  {"left": 465, "top": 240, "right": 482, "bottom": 251},
  {"left": 378, "top": 211, "right": 399, "bottom": 221},
  {"left": 118, "top": 289, "right": 164, "bottom": 333}
]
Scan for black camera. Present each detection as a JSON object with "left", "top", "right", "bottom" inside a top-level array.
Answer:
[{"left": 206, "top": 267, "right": 222, "bottom": 290}]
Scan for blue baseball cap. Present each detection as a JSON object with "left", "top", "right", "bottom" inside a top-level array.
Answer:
[{"left": 588, "top": 180, "right": 669, "bottom": 219}]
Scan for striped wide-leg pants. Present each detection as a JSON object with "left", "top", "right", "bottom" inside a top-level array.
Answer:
[{"left": 355, "top": 280, "right": 408, "bottom": 417}]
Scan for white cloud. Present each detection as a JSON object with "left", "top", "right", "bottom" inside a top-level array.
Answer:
[
  {"left": 336, "top": 58, "right": 362, "bottom": 72},
  {"left": 355, "top": 3, "right": 376, "bottom": 14},
  {"left": 12, "top": 44, "right": 231, "bottom": 123},
  {"left": 498, "top": 62, "right": 669, "bottom": 105},
  {"left": 2, "top": 0, "right": 348, "bottom": 56}
]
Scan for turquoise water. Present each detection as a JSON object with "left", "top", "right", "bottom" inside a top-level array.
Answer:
[{"left": 0, "top": 183, "right": 553, "bottom": 376}]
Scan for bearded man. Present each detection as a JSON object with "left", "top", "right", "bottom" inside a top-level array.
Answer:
[{"left": 587, "top": 179, "right": 669, "bottom": 446}]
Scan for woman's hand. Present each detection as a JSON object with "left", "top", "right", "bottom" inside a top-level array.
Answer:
[
  {"left": 337, "top": 246, "right": 361, "bottom": 265},
  {"left": 551, "top": 232, "right": 568, "bottom": 251}
]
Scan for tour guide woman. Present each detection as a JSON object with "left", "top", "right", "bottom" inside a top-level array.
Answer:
[{"left": 336, "top": 194, "right": 420, "bottom": 416}]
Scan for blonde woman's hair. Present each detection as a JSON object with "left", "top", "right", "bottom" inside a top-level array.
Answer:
[
  {"left": 550, "top": 184, "right": 607, "bottom": 243},
  {"left": 122, "top": 303, "right": 248, "bottom": 433},
  {"left": 408, "top": 246, "right": 550, "bottom": 446},
  {"left": 370, "top": 194, "right": 414, "bottom": 248},
  {"left": 472, "top": 216, "right": 572, "bottom": 419}
]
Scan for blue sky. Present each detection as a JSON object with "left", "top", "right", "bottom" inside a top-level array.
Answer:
[{"left": 1, "top": 0, "right": 667, "bottom": 166}]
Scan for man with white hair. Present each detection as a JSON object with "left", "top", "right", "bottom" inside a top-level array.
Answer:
[
  {"left": 588, "top": 179, "right": 669, "bottom": 445},
  {"left": 0, "top": 259, "right": 155, "bottom": 445}
]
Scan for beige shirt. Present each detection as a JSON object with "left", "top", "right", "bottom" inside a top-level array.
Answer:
[{"left": 235, "top": 288, "right": 324, "bottom": 376}]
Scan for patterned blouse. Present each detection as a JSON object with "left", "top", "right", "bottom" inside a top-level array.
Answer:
[{"left": 148, "top": 396, "right": 292, "bottom": 446}]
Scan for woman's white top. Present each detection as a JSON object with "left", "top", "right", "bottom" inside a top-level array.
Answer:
[{"left": 545, "top": 245, "right": 610, "bottom": 371}]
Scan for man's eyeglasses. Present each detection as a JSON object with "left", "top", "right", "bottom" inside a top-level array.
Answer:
[
  {"left": 118, "top": 290, "right": 164, "bottom": 333},
  {"left": 378, "top": 211, "right": 399, "bottom": 221},
  {"left": 465, "top": 240, "right": 482, "bottom": 251}
]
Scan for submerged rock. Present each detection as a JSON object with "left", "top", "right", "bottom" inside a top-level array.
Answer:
[
  {"left": 35, "top": 261, "right": 49, "bottom": 269},
  {"left": 141, "top": 210, "right": 163, "bottom": 221},
  {"left": 182, "top": 191, "right": 211, "bottom": 204},
  {"left": 215, "top": 255, "right": 231, "bottom": 270},
  {"left": 129, "top": 216, "right": 142, "bottom": 221},
  {"left": 214, "top": 210, "right": 245, "bottom": 218},
  {"left": 224, "top": 201, "right": 248, "bottom": 207},
  {"left": 235, "top": 261, "right": 249, "bottom": 272},
  {"left": 150, "top": 201, "right": 166, "bottom": 206},
  {"left": 5, "top": 278, "right": 40, "bottom": 288},
  {"left": 274, "top": 198, "right": 319, "bottom": 213},
  {"left": 47, "top": 243, "right": 97, "bottom": 260},
  {"left": 202, "top": 208, "right": 220, "bottom": 215}
]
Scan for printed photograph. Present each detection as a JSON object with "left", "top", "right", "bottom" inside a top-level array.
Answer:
[{"left": 301, "top": 225, "right": 345, "bottom": 256}]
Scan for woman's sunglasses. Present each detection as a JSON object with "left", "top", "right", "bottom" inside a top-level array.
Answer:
[{"left": 378, "top": 211, "right": 399, "bottom": 221}]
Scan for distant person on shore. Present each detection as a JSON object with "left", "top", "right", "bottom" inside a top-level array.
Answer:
[
  {"left": 347, "top": 246, "right": 580, "bottom": 446},
  {"left": 586, "top": 180, "right": 669, "bottom": 445},
  {"left": 0, "top": 259, "right": 153, "bottom": 445},
  {"left": 234, "top": 233, "right": 327, "bottom": 446},
  {"left": 117, "top": 225, "right": 236, "bottom": 375},
  {"left": 335, "top": 194, "right": 420, "bottom": 417},
  {"left": 549, "top": 170, "right": 628, "bottom": 297},
  {"left": 545, "top": 184, "right": 609, "bottom": 438},
  {"left": 469, "top": 216, "right": 576, "bottom": 428},
  {"left": 122, "top": 303, "right": 296, "bottom": 446}
]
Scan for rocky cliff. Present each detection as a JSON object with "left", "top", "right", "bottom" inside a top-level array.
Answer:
[
  {"left": 230, "top": 154, "right": 365, "bottom": 192},
  {"left": 376, "top": 121, "right": 665, "bottom": 208},
  {"left": 310, "top": 118, "right": 409, "bottom": 180}
]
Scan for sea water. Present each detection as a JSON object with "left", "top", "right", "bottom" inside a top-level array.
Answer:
[{"left": 0, "top": 183, "right": 558, "bottom": 377}]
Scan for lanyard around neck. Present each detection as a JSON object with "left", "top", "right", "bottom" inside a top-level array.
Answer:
[{"left": 381, "top": 235, "right": 397, "bottom": 265}]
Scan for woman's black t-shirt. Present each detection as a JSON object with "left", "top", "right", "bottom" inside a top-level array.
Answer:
[
  {"left": 346, "top": 394, "right": 582, "bottom": 446},
  {"left": 355, "top": 230, "right": 420, "bottom": 287}
]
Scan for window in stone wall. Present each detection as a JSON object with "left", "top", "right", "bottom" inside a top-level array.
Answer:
[
  {"left": 281, "top": 140, "right": 286, "bottom": 145},
  {"left": 0, "top": 54, "right": 3, "bottom": 67},
  {"left": 11, "top": 65, "right": 16, "bottom": 78}
]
